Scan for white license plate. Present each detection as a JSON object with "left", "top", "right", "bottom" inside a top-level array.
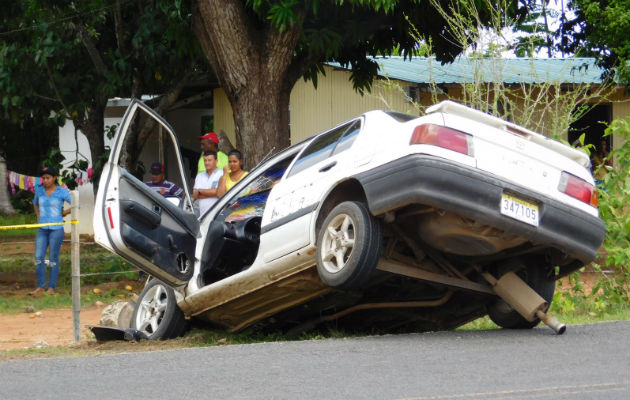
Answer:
[{"left": 500, "top": 193, "right": 539, "bottom": 226}]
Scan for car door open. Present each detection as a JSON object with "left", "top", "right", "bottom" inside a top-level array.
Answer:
[{"left": 93, "top": 100, "right": 199, "bottom": 287}]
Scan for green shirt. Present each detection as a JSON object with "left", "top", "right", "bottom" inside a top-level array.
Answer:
[{"left": 198, "top": 151, "right": 228, "bottom": 173}]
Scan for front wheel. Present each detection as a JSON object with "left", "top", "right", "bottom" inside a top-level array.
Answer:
[
  {"left": 487, "top": 258, "right": 556, "bottom": 329},
  {"left": 316, "top": 201, "right": 382, "bottom": 289},
  {"left": 132, "top": 278, "right": 189, "bottom": 339}
]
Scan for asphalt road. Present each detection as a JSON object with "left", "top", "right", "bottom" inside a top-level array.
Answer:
[{"left": 1, "top": 321, "right": 628, "bottom": 400}]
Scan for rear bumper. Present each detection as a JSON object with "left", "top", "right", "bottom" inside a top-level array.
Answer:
[{"left": 355, "top": 155, "right": 606, "bottom": 265}]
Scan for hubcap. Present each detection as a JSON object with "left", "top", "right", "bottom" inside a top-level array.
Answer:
[
  {"left": 321, "top": 213, "right": 356, "bottom": 273},
  {"left": 135, "top": 284, "right": 169, "bottom": 335}
]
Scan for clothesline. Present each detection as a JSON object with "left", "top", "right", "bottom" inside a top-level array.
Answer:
[{"left": 5, "top": 169, "right": 91, "bottom": 194}]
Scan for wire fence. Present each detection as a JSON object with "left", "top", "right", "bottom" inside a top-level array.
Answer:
[{"left": 0, "top": 220, "right": 141, "bottom": 278}]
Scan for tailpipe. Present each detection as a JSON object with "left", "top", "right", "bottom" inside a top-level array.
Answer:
[{"left": 482, "top": 271, "right": 566, "bottom": 335}]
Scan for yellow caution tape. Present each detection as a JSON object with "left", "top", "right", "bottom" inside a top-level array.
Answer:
[{"left": 0, "top": 220, "right": 79, "bottom": 230}]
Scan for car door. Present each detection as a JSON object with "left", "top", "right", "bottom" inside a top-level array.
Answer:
[
  {"left": 93, "top": 100, "right": 199, "bottom": 287},
  {"left": 262, "top": 119, "right": 362, "bottom": 262}
]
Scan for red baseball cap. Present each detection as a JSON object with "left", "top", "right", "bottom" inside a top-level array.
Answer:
[{"left": 198, "top": 132, "right": 219, "bottom": 144}]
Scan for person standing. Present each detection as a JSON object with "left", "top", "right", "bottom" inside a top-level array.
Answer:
[
  {"left": 217, "top": 150, "right": 249, "bottom": 197},
  {"left": 30, "top": 166, "right": 71, "bottom": 295},
  {"left": 198, "top": 132, "right": 228, "bottom": 173},
  {"left": 193, "top": 151, "right": 224, "bottom": 216},
  {"left": 145, "top": 162, "right": 184, "bottom": 198}
]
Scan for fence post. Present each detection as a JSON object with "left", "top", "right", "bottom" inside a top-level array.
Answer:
[{"left": 71, "top": 190, "right": 81, "bottom": 343}]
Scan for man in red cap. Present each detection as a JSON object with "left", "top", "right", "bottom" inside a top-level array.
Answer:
[{"left": 198, "top": 132, "right": 228, "bottom": 174}]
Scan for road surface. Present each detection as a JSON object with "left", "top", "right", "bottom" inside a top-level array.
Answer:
[{"left": 1, "top": 321, "right": 628, "bottom": 399}]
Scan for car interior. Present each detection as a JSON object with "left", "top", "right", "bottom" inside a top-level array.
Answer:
[{"left": 198, "top": 156, "right": 295, "bottom": 286}]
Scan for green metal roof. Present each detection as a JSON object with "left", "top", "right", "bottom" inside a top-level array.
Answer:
[{"left": 329, "top": 56, "right": 606, "bottom": 84}]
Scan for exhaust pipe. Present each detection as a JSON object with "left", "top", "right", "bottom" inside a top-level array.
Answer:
[{"left": 482, "top": 271, "right": 566, "bottom": 335}]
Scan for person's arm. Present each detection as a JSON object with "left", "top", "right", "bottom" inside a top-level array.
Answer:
[
  {"left": 196, "top": 187, "right": 219, "bottom": 198},
  {"left": 62, "top": 189, "right": 71, "bottom": 217},
  {"left": 216, "top": 166, "right": 229, "bottom": 197},
  {"left": 34, "top": 205, "right": 40, "bottom": 221}
]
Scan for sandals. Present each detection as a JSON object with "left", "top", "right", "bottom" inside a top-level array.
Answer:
[{"left": 28, "top": 287, "right": 44, "bottom": 295}]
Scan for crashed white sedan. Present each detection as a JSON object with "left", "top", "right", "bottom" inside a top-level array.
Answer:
[{"left": 94, "top": 100, "right": 605, "bottom": 339}]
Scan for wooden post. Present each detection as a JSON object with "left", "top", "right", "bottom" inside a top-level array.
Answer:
[{"left": 71, "top": 190, "right": 81, "bottom": 343}]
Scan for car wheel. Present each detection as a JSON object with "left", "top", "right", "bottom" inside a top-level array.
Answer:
[
  {"left": 132, "top": 278, "right": 189, "bottom": 339},
  {"left": 487, "top": 258, "right": 556, "bottom": 329},
  {"left": 316, "top": 201, "right": 382, "bottom": 289}
]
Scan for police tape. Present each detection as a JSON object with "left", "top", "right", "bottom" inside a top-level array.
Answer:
[{"left": 0, "top": 220, "right": 79, "bottom": 230}]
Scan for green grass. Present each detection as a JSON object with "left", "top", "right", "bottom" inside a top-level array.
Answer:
[
  {"left": 0, "top": 213, "right": 38, "bottom": 237},
  {"left": 457, "top": 293, "right": 630, "bottom": 331},
  {"left": 0, "top": 288, "right": 136, "bottom": 314}
]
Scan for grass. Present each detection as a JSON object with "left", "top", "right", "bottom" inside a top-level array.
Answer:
[
  {"left": 0, "top": 213, "right": 38, "bottom": 237},
  {"left": 0, "top": 287, "right": 137, "bottom": 314}
]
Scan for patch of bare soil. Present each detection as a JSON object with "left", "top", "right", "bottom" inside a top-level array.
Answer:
[{"left": 0, "top": 307, "right": 103, "bottom": 350}]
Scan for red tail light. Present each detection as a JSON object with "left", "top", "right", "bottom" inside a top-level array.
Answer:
[
  {"left": 410, "top": 124, "right": 473, "bottom": 156},
  {"left": 558, "top": 172, "right": 598, "bottom": 208}
]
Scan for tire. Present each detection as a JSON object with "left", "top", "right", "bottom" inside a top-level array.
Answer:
[
  {"left": 132, "top": 278, "right": 189, "bottom": 339},
  {"left": 316, "top": 201, "right": 382, "bottom": 289},
  {"left": 487, "top": 258, "right": 556, "bottom": 329}
]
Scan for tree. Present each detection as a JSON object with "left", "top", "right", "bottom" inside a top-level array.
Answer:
[
  {"left": 0, "top": 155, "right": 16, "bottom": 215},
  {"left": 0, "top": 0, "right": 206, "bottom": 193},
  {"left": 556, "top": 0, "right": 630, "bottom": 85},
  {"left": 192, "top": 0, "right": 534, "bottom": 165}
]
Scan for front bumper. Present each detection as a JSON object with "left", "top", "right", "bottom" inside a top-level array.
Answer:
[{"left": 355, "top": 155, "right": 606, "bottom": 266}]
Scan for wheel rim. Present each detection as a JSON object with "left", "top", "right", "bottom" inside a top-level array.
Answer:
[
  {"left": 320, "top": 213, "right": 356, "bottom": 274},
  {"left": 135, "top": 283, "right": 169, "bottom": 335}
]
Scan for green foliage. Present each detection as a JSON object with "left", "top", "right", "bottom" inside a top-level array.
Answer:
[
  {"left": 0, "top": 0, "right": 207, "bottom": 193},
  {"left": 592, "top": 116, "right": 630, "bottom": 303},
  {"left": 556, "top": 0, "right": 630, "bottom": 85}
]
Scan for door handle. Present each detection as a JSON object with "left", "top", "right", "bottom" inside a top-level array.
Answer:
[{"left": 319, "top": 161, "right": 337, "bottom": 172}]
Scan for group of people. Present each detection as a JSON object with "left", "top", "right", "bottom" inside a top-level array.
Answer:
[
  {"left": 28, "top": 131, "right": 248, "bottom": 295},
  {"left": 147, "top": 131, "right": 249, "bottom": 215}
]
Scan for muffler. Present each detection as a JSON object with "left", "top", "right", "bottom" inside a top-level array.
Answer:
[{"left": 482, "top": 271, "right": 566, "bottom": 335}]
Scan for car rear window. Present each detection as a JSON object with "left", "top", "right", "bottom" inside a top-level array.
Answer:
[{"left": 384, "top": 111, "right": 418, "bottom": 122}]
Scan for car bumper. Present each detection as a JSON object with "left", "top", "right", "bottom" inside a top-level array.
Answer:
[{"left": 355, "top": 155, "right": 606, "bottom": 266}]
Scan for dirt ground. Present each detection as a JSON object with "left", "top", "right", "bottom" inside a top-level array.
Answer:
[
  {"left": 0, "top": 273, "right": 602, "bottom": 352},
  {"left": 0, "top": 307, "right": 103, "bottom": 350}
]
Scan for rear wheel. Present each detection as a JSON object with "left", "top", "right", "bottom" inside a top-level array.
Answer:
[
  {"left": 132, "top": 278, "right": 189, "bottom": 339},
  {"left": 316, "top": 201, "right": 382, "bottom": 289},
  {"left": 487, "top": 258, "right": 556, "bottom": 329}
]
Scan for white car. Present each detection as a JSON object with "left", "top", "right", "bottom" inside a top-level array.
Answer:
[{"left": 94, "top": 100, "right": 605, "bottom": 339}]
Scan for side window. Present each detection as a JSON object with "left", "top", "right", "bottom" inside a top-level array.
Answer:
[
  {"left": 287, "top": 123, "right": 351, "bottom": 178},
  {"left": 117, "top": 105, "right": 192, "bottom": 211},
  {"left": 332, "top": 119, "right": 361, "bottom": 155}
]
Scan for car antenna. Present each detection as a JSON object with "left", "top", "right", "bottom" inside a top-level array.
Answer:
[{"left": 258, "top": 146, "right": 276, "bottom": 165}]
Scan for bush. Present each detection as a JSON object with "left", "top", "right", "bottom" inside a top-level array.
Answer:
[{"left": 591, "top": 116, "right": 630, "bottom": 305}]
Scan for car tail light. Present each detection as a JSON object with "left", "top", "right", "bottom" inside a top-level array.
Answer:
[
  {"left": 410, "top": 124, "right": 473, "bottom": 156},
  {"left": 558, "top": 172, "right": 598, "bottom": 208}
]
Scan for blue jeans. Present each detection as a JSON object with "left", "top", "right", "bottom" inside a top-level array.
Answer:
[{"left": 35, "top": 228, "right": 65, "bottom": 289}]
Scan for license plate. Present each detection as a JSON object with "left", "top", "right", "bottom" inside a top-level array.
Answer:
[{"left": 500, "top": 193, "right": 539, "bottom": 226}]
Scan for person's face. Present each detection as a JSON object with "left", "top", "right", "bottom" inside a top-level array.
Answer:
[
  {"left": 200, "top": 139, "right": 217, "bottom": 152},
  {"left": 41, "top": 174, "right": 56, "bottom": 189},
  {"left": 228, "top": 155, "right": 241, "bottom": 172},
  {"left": 204, "top": 154, "right": 218, "bottom": 172},
  {"left": 151, "top": 173, "right": 164, "bottom": 184}
]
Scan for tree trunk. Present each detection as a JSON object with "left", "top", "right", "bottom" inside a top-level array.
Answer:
[
  {"left": 192, "top": 1, "right": 303, "bottom": 167},
  {"left": 75, "top": 95, "right": 108, "bottom": 196},
  {"left": 0, "top": 155, "right": 17, "bottom": 215}
]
